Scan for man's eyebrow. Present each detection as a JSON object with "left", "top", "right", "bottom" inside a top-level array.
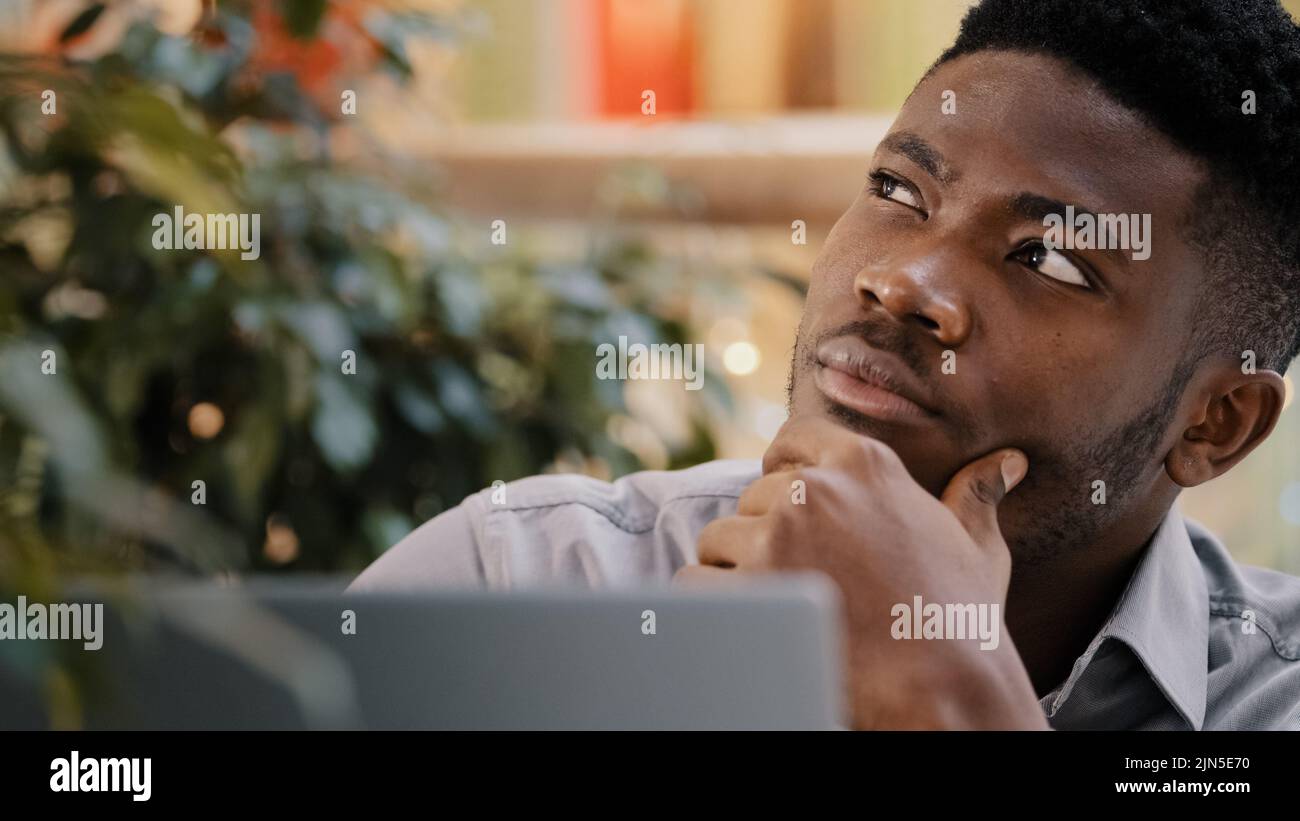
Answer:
[
  {"left": 879, "top": 131, "right": 958, "bottom": 185},
  {"left": 1010, "top": 192, "right": 1133, "bottom": 270},
  {"left": 1009, "top": 192, "right": 1099, "bottom": 224}
]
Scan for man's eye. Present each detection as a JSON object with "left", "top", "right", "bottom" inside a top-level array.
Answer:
[
  {"left": 1015, "top": 243, "right": 1090, "bottom": 288},
  {"left": 869, "top": 171, "right": 921, "bottom": 209}
]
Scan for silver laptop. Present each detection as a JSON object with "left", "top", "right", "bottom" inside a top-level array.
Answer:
[{"left": 0, "top": 576, "right": 844, "bottom": 730}]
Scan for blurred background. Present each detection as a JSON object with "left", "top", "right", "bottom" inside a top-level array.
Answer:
[{"left": 0, "top": 0, "right": 1297, "bottom": 602}]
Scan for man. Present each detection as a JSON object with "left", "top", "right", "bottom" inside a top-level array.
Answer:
[{"left": 351, "top": 0, "right": 1300, "bottom": 730}]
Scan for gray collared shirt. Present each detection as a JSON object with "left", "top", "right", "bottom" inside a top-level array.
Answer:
[{"left": 349, "top": 459, "right": 1300, "bottom": 729}]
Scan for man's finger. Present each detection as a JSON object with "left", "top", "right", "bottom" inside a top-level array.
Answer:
[
  {"left": 736, "top": 470, "right": 801, "bottom": 516},
  {"left": 696, "top": 515, "right": 772, "bottom": 568},
  {"left": 939, "top": 448, "right": 1027, "bottom": 553},
  {"left": 672, "top": 564, "right": 742, "bottom": 587},
  {"left": 762, "top": 415, "right": 857, "bottom": 475}
]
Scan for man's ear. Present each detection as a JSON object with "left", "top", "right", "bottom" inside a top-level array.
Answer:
[{"left": 1165, "top": 366, "right": 1287, "bottom": 488}]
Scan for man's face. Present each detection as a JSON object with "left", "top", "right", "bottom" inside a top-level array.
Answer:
[{"left": 787, "top": 50, "right": 1211, "bottom": 561}]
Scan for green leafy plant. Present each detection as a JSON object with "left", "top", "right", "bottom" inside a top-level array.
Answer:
[{"left": 0, "top": 0, "right": 735, "bottom": 593}]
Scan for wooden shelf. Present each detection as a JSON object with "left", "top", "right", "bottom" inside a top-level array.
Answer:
[{"left": 389, "top": 114, "right": 891, "bottom": 226}]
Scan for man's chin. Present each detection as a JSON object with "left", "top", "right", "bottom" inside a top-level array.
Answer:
[
  {"left": 816, "top": 394, "right": 902, "bottom": 441},
  {"left": 792, "top": 398, "right": 960, "bottom": 498}
]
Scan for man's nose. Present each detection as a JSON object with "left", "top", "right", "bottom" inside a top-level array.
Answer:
[{"left": 854, "top": 242, "right": 973, "bottom": 348}]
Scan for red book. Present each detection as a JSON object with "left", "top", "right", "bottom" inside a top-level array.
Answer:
[{"left": 596, "top": 0, "right": 694, "bottom": 118}]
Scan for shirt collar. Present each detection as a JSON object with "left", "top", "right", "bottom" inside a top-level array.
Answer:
[{"left": 1043, "top": 505, "right": 1210, "bottom": 729}]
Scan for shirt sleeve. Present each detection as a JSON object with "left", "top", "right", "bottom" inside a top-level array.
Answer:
[{"left": 346, "top": 491, "right": 489, "bottom": 591}]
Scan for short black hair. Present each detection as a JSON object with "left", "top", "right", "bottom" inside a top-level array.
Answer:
[{"left": 936, "top": 0, "right": 1300, "bottom": 374}]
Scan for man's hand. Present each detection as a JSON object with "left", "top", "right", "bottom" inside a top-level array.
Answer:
[{"left": 675, "top": 416, "right": 1047, "bottom": 730}]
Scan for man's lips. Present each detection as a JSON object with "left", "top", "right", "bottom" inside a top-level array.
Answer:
[{"left": 813, "top": 337, "right": 938, "bottom": 423}]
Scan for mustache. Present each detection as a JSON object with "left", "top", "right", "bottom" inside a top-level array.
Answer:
[
  {"left": 794, "top": 315, "right": 981, "bottom": 445},
  {"left": 803, "top": 318, "right": 931, "bottom": 378}
]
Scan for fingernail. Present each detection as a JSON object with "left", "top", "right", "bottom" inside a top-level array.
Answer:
[{"left": 1000, "top": 452, "right": 1028, "bottom": 492}]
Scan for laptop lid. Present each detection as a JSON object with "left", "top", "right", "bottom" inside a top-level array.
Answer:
[{"left": 0, "top": 576, "right": 844, "bottom": 730}]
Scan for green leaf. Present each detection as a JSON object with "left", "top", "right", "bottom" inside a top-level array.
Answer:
[
  {"left": 393, "top": 382, "right": 445, "bottom": 434},
  {"left": 282, "top": 0, "right": 328, "bottom": 38},
  {"left": 223, "top": 402, "right": 282, "bottom": 523},
  {"left": 60, "top": 4, "right": 106, "bottom": 43},
  {"left": 278, "top": 301, "right": 359, "bottom": 366},
  {"left": 311, "top": 373, "right": 377, "bottom": 472}
]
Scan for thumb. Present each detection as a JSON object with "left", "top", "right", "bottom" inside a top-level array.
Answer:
[{"left": 940, "top": 448, "right": 1027, "bottom": 553}]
